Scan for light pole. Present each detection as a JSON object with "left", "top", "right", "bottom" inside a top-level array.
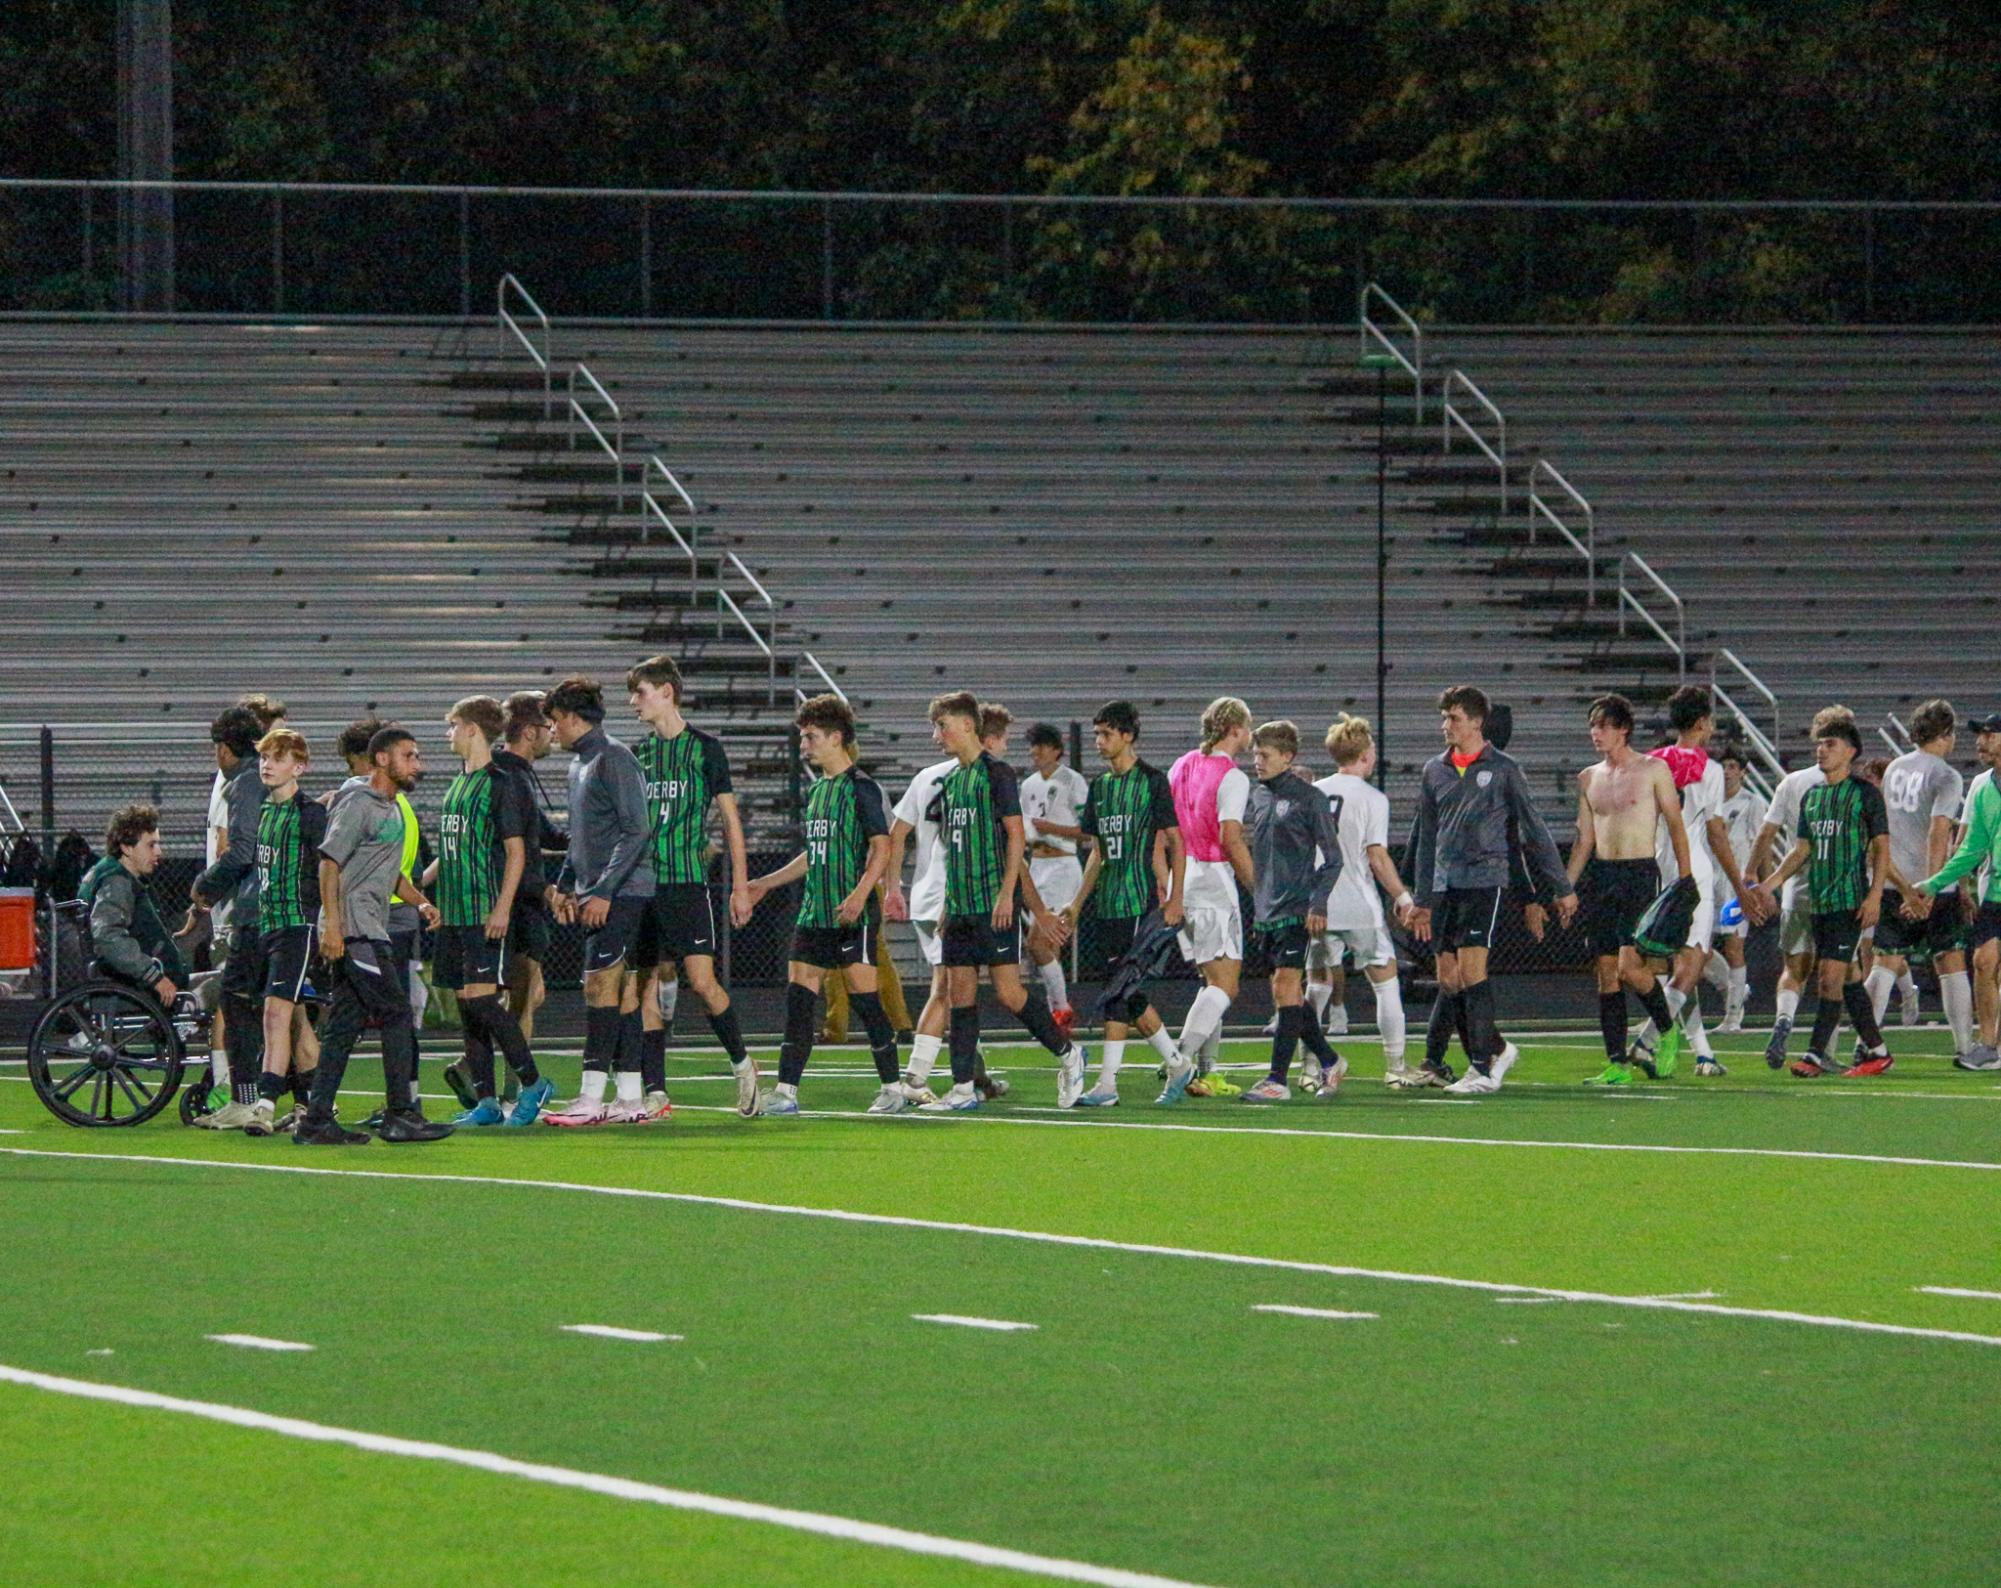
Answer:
[{"left": 1358, "top": 350, "right": 1398, "bottom": 792}]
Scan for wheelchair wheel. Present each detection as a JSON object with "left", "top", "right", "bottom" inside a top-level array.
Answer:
[
  {"left": 27, "top": 982, "right": 185, "bottom": 1128},
  {"left": 178, "top": 1069, "right": 221, "bottom": 1127}
]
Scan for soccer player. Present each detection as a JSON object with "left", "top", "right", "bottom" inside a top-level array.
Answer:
[
  {"left": 86, "top": 804, "right": 189, "bottom": 1001},
  {"left": 1749, "top": 706, "right": 1854, "bottom": 1067},
  {"left": 188, "top": 704, "right": 269, "bottom": 1130},
  {"left": 1020, "top": 721, "right": 1089, "bottom": 1032},
  {"left": 1708, "top": 746, "right": 1767, "bottom": 1031},
  {"left": 1311, "top": 715, "right": 1416, "bottom": 1086},
  {"left": 243, "top": 728, "right": 326, "bottom": 1137},
  {"left": 297, "top": 727, "right": 451, "bottom": 1144},
  {"left": 623, "top": 655, "right": 760, "bottom": 1119},
  {"left": 540, "top": 677, "right": 660, "bottom": 1126},
  {"left": 492, "top": 690, "right": 567, "bottom": 1047},
  {"left": 745, "top": 693, "right": 904, "bottom": 1114},
  {"left": 1405, "top": 685, "right": 1577, "bottom": 1095},
  {"left": 431, "top": 696, "right": 552, "bottom": 1127},
  {"left": 1564, "top": 693, "right": 1694, "bottom": 1085},
  {"left": 1912, "top": 710, "right": 2001, "bottom": 1069},
  {"left": 1751, "top": 716, "right": 1909, "bottom": 1076},
  {"left": 1238, "top": 722, "right": 1345, "bottom": 1103},
  {"left": 916, "top": 691, "right": 1089, "bottom": 1112},
  {"left": 1167, "top": 697, "right": 1257, "bottom": 1098},
  {"left": 198, "top": 693, "right": 286, "bottom": 1098},
  {"left": 1060, "top": 699, "right": 1184, "bottom": 1106},
  {"left": 1872, "top": 700, "right": 1976, "bottom": 1062}
]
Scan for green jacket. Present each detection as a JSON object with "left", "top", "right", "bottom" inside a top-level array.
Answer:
[
  {"left": 82, "top": 855, "right": 188, "bottom": 987},
  {"left": 1922, "top": 773, "right": 2000, "bottom": 904}
]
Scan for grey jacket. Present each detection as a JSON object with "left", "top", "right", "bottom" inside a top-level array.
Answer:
[
  {"left": 1247, "top": 768, "right": 1342, "bottom": 924},
  {"left": 554, "top": 726, "right": 656, "bottom": 901},
  {"left": 194, "top": 758, "right": 263, "bottom": 929},
  {"left": 1408, "top": 744, "right": 1570, "bottom": 899}
]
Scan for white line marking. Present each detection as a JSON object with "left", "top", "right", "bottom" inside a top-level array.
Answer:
[
  {"left": 912, "top": 1314, "right": 1039, "bottom": 1332},
  {"left": 8, "top": 1147, "right": 2000, "bottom": 1348},
  {"left": 0, "top": 1363, "right": 1216, "bottom": 1588},
  {"left": 1917, "top": 1286, "right": 2001, "bottom": 1302},
  {"left": 0, "top": 1129, "right": 24, "bottom": 1135},
  {"left": 1251, "top": 1305, "right": 1377, "bottom": 1321},
  {"left": 561, "top": 1325, "right": 683, "bottom": 1343},
  {"left": 1494, "top": 1296, "right": 1564, "bottom": 1305},
  {"left": 85, "top": 1349, "right": 114, "bottom": 1357},
  {"left": 206, "top": 1334, "right": 314, "bottom": 1353}
]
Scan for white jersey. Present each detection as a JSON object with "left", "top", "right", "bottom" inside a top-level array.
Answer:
[
  {"left": 1021, "top": 764, "right": 1088, "bottom": 857},
  {"left": 206, "top": 767, "right": 234, "bottom": 933},
  {"left": 1656, "top": 756, "right": 1724, "bottom": 893},
  {"left": 1765, "top": 765, "right": 1826, "bottom": 851},
  {"left": 1182, "top": 765, "right": 1250, "bottom": 910},
  {"left": 1313, "top": 771, "right": 1390, "bottom": 930},
  {"left": 1715, "top": 786, "right": 1768, "bottom": 902},
  {"left": 893, "top": 757, "right": 957, "bottom": 924}
]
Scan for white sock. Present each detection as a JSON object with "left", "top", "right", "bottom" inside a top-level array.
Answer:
[
  {"left": 1100, "top": 1039, "right": 1126, "bottom": 1079},
  {"left": 1703, "top": 954, "right": 1732, "bottom": 995},
  {"left": 776, "top": 1081, "right": 798, "bottom": 1100},
  {"left": 579, "top": 1069, "right": 608, "bottom": 1103},
  {"left": 1373, "top": 977, "right": 1407, "bottom": 1064},
  {"left": 1145, "top": 1027, "right": 1179, "bottom": 1064},
  {"left": 615, "top": 1070, "right": 642, "bottom": 1103},
  {"left": 1665, "top": 985, "right": 1688, "bottom": 1021},
  {"left": 1941, "top": 970, "right": 1974, "bottom": 1052},
  {"left": 210, "top": 1050, "right": 229, "bottom": 1088},
  {"left": 1036, "top": 959, "right": 1068, "bottom": 1012},
  {"left": 907, "top": 1032, "right": 942, "bottom": 1084},
  {"left": 1684, "top": 998, "right": 1712, "bottom": 1058},
  {"left": 1896, "top": 969, "right": 1917, "bottom": 1010},
  {"left": 409, "top": 1079, "right": 422, "bottom": 1105},
  {"left": 1865, "top": 965, "right": 1896, "bottom": 1026},
  {"left": 1199, "top": 1028, "right": 1222, "bottom": 1065},
  {"left": 1306, "top": 980, "right": 1333, "bottom": 1018},
  {"left": 1179, "top": 984, "right": 1231, "bottom": 1057},
  {"left": 658, "top": 980, "right": 680, "bottom": 1021},
  {"left": 1777, "top": 988, "right": 1800, "bottom": 1024},
  {"left": 1728, "top": 965, "right": 1748, "bottom": 1009}
]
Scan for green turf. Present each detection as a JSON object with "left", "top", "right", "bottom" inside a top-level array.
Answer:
[{"left": 3, "top": 1025, "right": 1999, "bottom": 1585}]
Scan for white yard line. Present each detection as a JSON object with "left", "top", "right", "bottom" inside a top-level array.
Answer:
[
  {"left": 0, "top": 1363, "right": 1219, "bottom": 1588},
  {"left": 561, "top": 1325, "right": 683, "bottom": 1343},
  {"left": 1916, "top": 1286, "right": 2001, "bottom": 1303},
  {"left": 7, "top": 1146, "right": 2001, "bottom": 1349},
  {"left": 206, "top": 1334, "right": 314, "bottom": 1353},
  {"left": 913, "top": 1314, "right": 1039, "bottom": 1332},
  {"left": 1251, "top": 1305, "right": 1376, "bottom": 1321}
]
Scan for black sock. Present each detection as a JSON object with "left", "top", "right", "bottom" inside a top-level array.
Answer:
[
  {"left": 949, "top": 1006, "right": 981, "bottom": 1085},
  {"left": 708, "top": 1002, "right": 748, "bottom": 1066},
  {"left": 1843, "top": 981, "right": 1886, "bottom": 1053},
  {"left": 459, "top": 1000, "right": 498, "bottom": 1098},
  {"left": 639, "top": 1028, "right": 668, "bottom": 1094},
  {"left": 851, "top": 991, "right": 900, "bottom": 1084},
  {"left": 1634, "top": 979, "right": 1675, "bottom": 1039},
  {"left": 583, "top": 1005, "right": 621, "bottom": 1074},
  {"left": 473, "top": 995, "right": 539, "bottom": 1087},
  {"left": 779, "top": 982, "right": 817, "bottom": 1087},
  {"left": 223, "top": 993, "right": 261, "bottom": 1101},
  {"left": 1268, "top": 1004, "right": 1303, "bottom": 1082},
  {"left": 1017, "top": 988, "right": 1069, "bottom": 1057},
  {"left": 1426, "top": 991, "right": 1460, "bottom": 1066},
  {"left": 1598, "top": 990, "right": 1629, "bottom": 1062},
  {"left": 1296, "top": 1009, "right": 1339, "bottom": 1067},
  {"left": 291, "top": 1066, "right": 315, "bottom": 1104},
  {"left": 620, "top": 1009, "right": 644, "bottom": 1075},
  {"left": 256, "top": 1070, "right": 289, "bottom": 1104},
  {"left": 380, "top": 1023, "right": 417, "bottom": 1112},
  {"left": 1463, "top": 979, "right": 1500, "bottom": 1069},
  {"left": 1808, "top": 993, "right": 1844, "bottom": 1058}
]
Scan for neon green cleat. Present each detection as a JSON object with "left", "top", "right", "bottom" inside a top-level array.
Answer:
[
  {"left": 1652, "top": 1025, "right": 1682, "bottom": 1078},
  {"left": 1585, "top": 1062, "right": 1634, "bottom": 1086},
  {"left": 1203, "top": 1070, "right": 1243, "bottom": 1097}
]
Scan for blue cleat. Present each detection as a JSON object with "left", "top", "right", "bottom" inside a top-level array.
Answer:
[
  {"left": 504, "top": 1077, "right": 555, "bottom": 1128},
  {"left": 1155, "top": 1056, "right": 1195, "bottom": 1105},
  {"left": 452, "top": 1097, "right": 507, "bottom": 1127}
]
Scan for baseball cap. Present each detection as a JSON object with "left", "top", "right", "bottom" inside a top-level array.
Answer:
[{"left": 1967, "top": 712, "right": 2001, "bottom": 734}]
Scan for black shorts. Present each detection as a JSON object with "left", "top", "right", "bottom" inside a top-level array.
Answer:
[
  {"left": 634, "top": 882, "right": 720, "bottom": 967},
  {"left": 941, "top": 913, "right": 1021, "bottom": 968},
  {"left": 222, "top": 926, "right": 268, "bottom": 1008},
  {"left": 1255, "top": 917, "right": 1310, "bottom": 970},
  {"left": 1433, "top": 887, "right": 1504, "bottom": 954},
  {"left": 508, "top": 900, "right": 552, "bottom": 963},
  {"left": 1973, "top": 901, "right": 2001, "bottom": 954},
  {"left": 434, "top": 923, "right": 507, "bottom": 990},
  {"left": 1632, "top": 877, "right": 1698, "bottom": 962},
  {"left": 1812, "top": 908, "right": 1866, "bottom": 965},
  {"left": 791, "top": 912, "right": 879, "bottom": 971},
  {"left": 1584, "top": 860, "right": 1662, "bottom": 959},
  {"left": 260, "top": 925, "right": 318, "bottom": 1003},
  {"left": 1097, "top": 914, "right": 1140, "bottom": 970},
  {"left": 1876, "top": 890, "right": 1969, "bottom": 961},
  {"left": 583, "top": 895, "right": 649, "bottom": 976}
]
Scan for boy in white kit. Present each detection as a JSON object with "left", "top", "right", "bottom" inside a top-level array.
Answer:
[
  {"left": 1020, "top": 723, "right": 1089, "bottom": 1032},
  {"left": 1707, "top": 746, "right": 1767, "bottom": 1030}
]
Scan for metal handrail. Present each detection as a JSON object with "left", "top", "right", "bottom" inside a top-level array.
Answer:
[
  {"left": 566, "top": 362, "right": 624, "bottom": 510},
  {"left": 795, "top": 652, "right": 848, "bottom": 705},
  {"left": 1713, "top": 681, "right": 1784, "bottom": 789},
  {"left": 1709, "top": 648, "right": 1779, "bottom": 747},
  {"left": 1526, "top": 458, "right": 1595, "bottom": 605},
  {"left": 1878, "top": 712, "right": 1914, "bottom": 756},
  {"left": 641, "top": 456, "right": 700, "bottom": 595},
  {"left": 1358, "top": 283, "right": 1422, "bottom": 423},
  {"left": 1441, "top": 369, "right": 1508, "bottom": 513},
  {"left": 496, "top": 274, "right": 551, "bottom": 417},
  {"left": 1617, "top": 552, "right": 1685, "bottom": 681},
  {"left": 721, "top": 550, "right": 772, "bottom": 611},
  {"left": 717, "top": 586, "right": 777, "bottom": 704}
]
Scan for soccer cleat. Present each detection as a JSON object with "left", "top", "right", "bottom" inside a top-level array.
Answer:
[
  {"left": 1488, "top": 1042, "right": 1520, "bottom": 1086},
  {"left": 1626, "top": 1042, "right": 1661, "bottom": 1081},
  {"left": 733, "top": 1058, "right": 762, "bottom": 1117},
  {"left": 900, "top": 1080, "right": 940, "bottom": 1106},
  {"left": 1241, "top": 1077, "right": 1291, "bottom": 1103},
  {"left": 1847, "top": 1053, "right": 1895, "bottom": 1077},
  {"left": 1297, "top": 1057, "right": 1324, "bottom": 1094},
  {"left": 918, "top": 1082, "right": 982, "bottom": 1113},
  {"left": 293, "top": 1115, "right": 370, "bottom": 1146},
  {"left": 1901, "top": 998, "right": 1920, "bottom": 1028},
  {"left": 442, "top": 1060, "right": 479, "bottom": 1111},
  {"left": 358, "top": 1108, "right": 389, "bottom": 1130},
  {"left": 1443, "top": 1065, "right": 1500, "bottom": 1095},
  {"left": 1056, "top": 1044, "right": 1088, "bottom": 1109},
  {"left": 1204, "top": 1069, "right": 1243, "bottom": 1098},
  {"left": 542, "top": 1098, "right": 610, "bottom": 1128},
  {"left": 1718, "top": 1009, "right": 1746, "bottom": 1034},
  {"left": 204, "top": 1099, "right": 259, "bottom": 1132},
  {"left": 377, "top": 1109, "right": 454, "bottom": 1143},
  {"left": 641, "top": 1089, "right": 674, "bottom": 1122},
  {"left": 1694, "top": 1058, "right": 1728, "bottom": 1077},
  {"left": 452, "top": 1097, "right": 507, "bottom": 1127},
  {"left": 1764, "top": 1020, "right": 1793, "bottom": 1070},
  {"left": 1314, "top": 1056, "right": 1350, "bottom": 1099},
  {"left": 1952, "top": 1044, "right": 2001, "bottom": 1072},
  {"left": 1156, "top": 1056, "right": 1196, "bottom": 1105},
  {"left": 1652, "top": 1025, "right": 1681, "bottom": 1078},
  {"left": 242, "top": 1099, "right": 278, "bottom": 1137},
  {"left": 1790, "top": 1052, "right": 1847, "bottom": 1078},
  {"left": 1585, "top": 1062, "right": 1634, "bottom": 1086},
  {"left": 763, "top": 1090, "right": 802, "bottom": 1116},
  {"left": 603, "top": 1098, "right": 651, "bottom": 1125},
  {"left": 1382, "top": 1063, "right": 1422, "bottom": 1089},
  {"left": 867, "top": 1084, "right": 908, "bottom": 1115},
  {"left": 1324, "top": 1006, "right": 1350, "bottom": 1037},
  {"left": 504, "top": 1077, "right": 555, "bottom": 1127},
  {"left": 1074, "top": 1079, "right": 1120, "bottom": 1107}
]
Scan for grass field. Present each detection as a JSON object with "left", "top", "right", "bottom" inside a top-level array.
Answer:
[{"left": 4, "top": 1022, "right": 2000, "bottom": 1586}]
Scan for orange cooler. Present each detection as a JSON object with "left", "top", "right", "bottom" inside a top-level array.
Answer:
[{"left": 0, "top": 888, "right": 34, "bottom": 971}]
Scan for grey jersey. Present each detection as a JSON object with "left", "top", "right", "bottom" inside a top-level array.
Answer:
[
  {"left": 1246, "top": 768, "right": 1342, "bottom": 923},
  {"left": 554, "top": 726, "right": 656, "bottom": 901},
  {"left": 1408, "top": 745, "right": 1570, "bottom": 898},
  {"left": 1883, "top": 749, "right": 1963, "bottom": 887},
  {"left": 319, "top": 782, "right": 407, "bottom": 942}
]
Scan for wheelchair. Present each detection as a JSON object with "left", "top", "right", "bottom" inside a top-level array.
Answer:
[{"left": 22, "top": 900, "right": 218, "bottom": 1128}]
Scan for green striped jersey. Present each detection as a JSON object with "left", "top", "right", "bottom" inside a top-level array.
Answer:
[
  {"left": 1081, "top": 759, "right": 1178, "bottom": 919},
  {"left": 929, "top": 752, "right": 1020, "bottom": 917},
  {"left": 796, "top": 768, "right": 891, "bottom": 929},
  {"left": 437, "top": 765, "right": 531, "bottom": 927},
  {"left": 636, "top": 727, "right": 735, "bottom": 884},
  {"left": 1801, "top": 776, "right": 1887, "bottom": 912},
  {"left": 255, "top": 794, "right": 326, "bottom": 932}
]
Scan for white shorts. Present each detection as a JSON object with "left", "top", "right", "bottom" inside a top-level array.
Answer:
[
  {"left": 1029, "top": 856, "right": 1084, "bottom": 916},
  {"left": 1685, "top": 890, "right": 1717, "bottom": 954},
  {"left": 1780, "top": 879, "right": 1815, "bottom": 958},
  {"left": 913, "top": 918, "right": 942, "bottom": 968},
  {"left": 1177, "top": 902, "right": 1243, "bottom": 967},
  {"left": 1309, "top": 925, "right": 1395, "bottom": 971}
]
